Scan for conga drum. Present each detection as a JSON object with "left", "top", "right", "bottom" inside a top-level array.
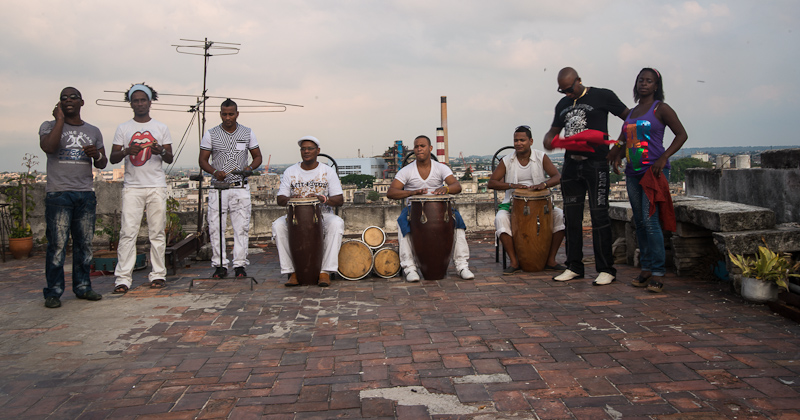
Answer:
[
  {"left": 511, "top": 188, "right": 553, "bottom": 272},
  {"left": 362, "top": 226, "right": 386, "bottom": 250},
  {"left": 408, "top": 195, "right": 455, "bottom": 280},
  {"left": 373, "top": 246, "right": 401, "bottom": 278},
  {"left": 287, "top": 197, "right": 323, "bottom": 285},
  {"left": 337, "top": 240, "right": 373, "bottom": 280}
]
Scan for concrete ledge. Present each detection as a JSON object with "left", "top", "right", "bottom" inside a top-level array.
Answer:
[
  {"left": 674, "top": 199, "right": 775, "bottom": 232},
  {"left": 608, "top": 201, "right": 632, "bottom": 222},
  {"left": 713, "top": 223, "right": 800, "bottom": 256},
  {"left": 762, "top": 148, "right": 800, "bottom": 169}
]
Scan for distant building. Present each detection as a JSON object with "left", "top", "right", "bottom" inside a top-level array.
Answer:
[
  {"left": 735, "top": 155, "right": 751, "bottom": 169},
  {"left": 716, "top": 155, "right": 731, "bottom": 169},
  {"left": 691, "top": 153, "right": 709, "bottom": 162},
  {"left": 336, "top": 157, "right": 387, "bottom": 178}
]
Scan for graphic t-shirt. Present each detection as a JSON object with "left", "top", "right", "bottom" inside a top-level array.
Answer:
[
  {"left": 551, "top": 87, "right": 627, "bottom": 161},
  {"left": 394, "top": 160, "right": 454, "bottom": 206},
  {"left": 200, "top": 123, "right": 259, "bottom": 184},
  {"left": 278, "top": 163, "right": 343, "bottom": 214},
  {"left": 39, "top": 120, "right": 104, "bottom": 192},
  {"left": 113, "top": 119, "right": 172, "bottom": 188},
  {"left": 622, "top": 101, "right": 668, "bottom": 176}
]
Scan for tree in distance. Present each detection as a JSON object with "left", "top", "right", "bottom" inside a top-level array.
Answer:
[{"left": 341, "top": 174, "right": 375, "bottom": 189}]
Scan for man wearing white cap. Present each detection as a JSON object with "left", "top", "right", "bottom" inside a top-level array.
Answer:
[
  {"left": 272, "top": 136, "right": 344, "bottom": 287},
  {"left": 199, "top": 99, "right": 262, "bottom": 279},
  {"left": 109, "top": 83, "right": 173, "bottom": 293}
]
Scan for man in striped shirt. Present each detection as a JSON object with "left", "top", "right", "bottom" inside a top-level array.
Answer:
[{"left": 199, "top": 99, "right": 263, "bottom": 279}]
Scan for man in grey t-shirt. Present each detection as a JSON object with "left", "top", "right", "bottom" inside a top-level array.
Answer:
[{"left": 38, "top": 87, "right": 107, "bottom": 308}]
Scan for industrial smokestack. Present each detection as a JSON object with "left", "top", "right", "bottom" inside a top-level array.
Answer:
[
  {"left": 440, "top": 96, "right": 449, "bottom": 164},
  {"left": 436, "top": 127, "right": 445, "bottom": 163}
]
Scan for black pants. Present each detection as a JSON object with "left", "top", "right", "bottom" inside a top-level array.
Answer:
[{"left": 560, "top": 158, "right": 615, "bottom": 276}]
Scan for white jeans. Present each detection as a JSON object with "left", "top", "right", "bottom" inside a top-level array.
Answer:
[
  {"left": 397, "top": 220, "right": 470, "bottom": 274},
  {"left": 495, "top": 206, "right": 565, "bottom": 238},
  {"left": 272, "top": 213, "right": 344, "bottom": 274},
  {"left": 207, "top": 186, "right": 251, "bottom": 268},
  {"left": 115, "top": 187, "right": 167, "bottom": 287}
]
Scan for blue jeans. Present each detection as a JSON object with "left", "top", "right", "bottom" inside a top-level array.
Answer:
[
  {"left": 561, "top": 158, "right": 615, "bottom": 276},
  {"left": 43, "top": 191, "right": 97, "bottom": 298},
  {"left": 626, "top": 169, "right": 669, "bottom": 276}
]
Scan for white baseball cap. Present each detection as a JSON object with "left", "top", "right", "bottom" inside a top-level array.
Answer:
[{"left": 297, "top": 135, "right": 320, "bottom": 148}]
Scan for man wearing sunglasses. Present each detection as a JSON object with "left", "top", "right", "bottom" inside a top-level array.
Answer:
[
  {"left": 543, "top": 67, "right": 629, "bottom": 286},
  {"left": 39, "top": 87, "right": 108, "bottom": 308}
]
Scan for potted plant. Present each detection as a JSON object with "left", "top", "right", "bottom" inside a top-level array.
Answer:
[
  {"left": 165, "top": 197, "right": 186, "bottom": 246},
  {"left": 729, "top": 245, "right": 800, "bottom": 303},
  {"left": 94, "top": 211, "right": 121, "bottom": 251},
  {"left": 4, "top": 154, "right": 38, "bottom": 259}
]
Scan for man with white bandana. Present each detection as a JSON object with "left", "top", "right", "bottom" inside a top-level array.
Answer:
[{"left": 109, "top": 83, "right": 173, "bottom": 293}]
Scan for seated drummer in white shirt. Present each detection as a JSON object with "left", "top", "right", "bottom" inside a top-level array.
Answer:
[
  {"left": 488, "top": 125, "right": 566, "bottom": 275},
  {"left": 386, "top": 135, "right": 474, "bottom": 282}
]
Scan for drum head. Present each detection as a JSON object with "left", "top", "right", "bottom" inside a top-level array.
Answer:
[
  {"left": 408, "top": 194, "right": 453, "bottom": 202},
  {"left": 362, "top": 226, "right": 386, "bottom": 249},
  {"left": 337, "top": 240, "right": 373, "bottom": 280},
  {"left": 288, "top": 197, "right": 319, "bottom": 204},
  {"left": 513, "top": 188, "right": 551, "bottom": 199},
  {"left": 373, "top": 247, "right": 400, "bottom": 278}
]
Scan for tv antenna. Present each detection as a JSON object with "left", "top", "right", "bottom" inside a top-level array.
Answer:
[{"left": 96, "top": 37, "right": 303, "bottom": 174}]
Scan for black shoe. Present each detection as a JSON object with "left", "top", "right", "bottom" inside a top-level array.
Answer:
[
  {"left": 77, "top": 290, "right": 103, "bottom": 301},
  {"left": 45, "top": 297, "right": 61, "bottom": 308},
  {"left": 213, "top": 267, "right": 228, "bottom": 279},
  {"left": 234, "top": 267, "right": 247, "bottom": 278},
  {"left": 503, "top": 265, "right": 522, "bottom": 275}
]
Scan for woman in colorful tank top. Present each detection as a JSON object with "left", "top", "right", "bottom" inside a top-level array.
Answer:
[{"left": 611, "top": 68, "right": 688, "bottom": 293}]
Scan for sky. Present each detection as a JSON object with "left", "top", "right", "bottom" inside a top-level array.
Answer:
[{"left": 1, "top": 0, "right": 798, "bottom": 174}]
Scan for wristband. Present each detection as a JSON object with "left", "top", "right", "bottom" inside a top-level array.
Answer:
[
  {"left": 161, "top": 148, "right": 167, "bottom": 156},
  {"left": 321, "top": 194, "right": 327, "bottom": 203},
  {"left": 445, "top": 185, "right": 450, "bottom": 194}
]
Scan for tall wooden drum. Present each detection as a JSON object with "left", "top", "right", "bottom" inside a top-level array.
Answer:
[
  {"left": 337, "top": 240, "right": 373, "bottom": 280},
  {"left": 373, "top": 247, "right": 401, "bottom": 278},
  {"left": 511, "top": 188, "right": 553, "bottom": 272},
  {"left": 362, "top": 226, "right": 386, "bottom": 249},
  {"left": 409, "top": 195, "right": 455, "bottom": 280},
  {"left": 287, "top": 197, "right": 323, "bottom": 285}
]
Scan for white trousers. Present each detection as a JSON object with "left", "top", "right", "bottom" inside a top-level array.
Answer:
[
  {"left": 272, "top": 213, "right": 344, "bottom": 274},
  {"left": 115, "top": 187, "right": 167, "bottom": 287},
  {"left": 207, "top": 186, "right": 251, "bottom": 268},
  {"left": 495, "top": 206, "right": 565, "bottom": 238},
  {"left": 396, "top": 220, "right": 470, "bottom": 274}
]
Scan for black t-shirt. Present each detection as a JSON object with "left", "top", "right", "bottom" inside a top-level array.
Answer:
[{"left": 551, "top": 87, "right": 627, "bottom": 161}]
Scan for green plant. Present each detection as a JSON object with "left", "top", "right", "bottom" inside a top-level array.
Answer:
[
  {"left": 367, "top": 190, "right": 380, "bottom": 201},
  {"left": 165, "top": 197, "right": 186, "bottom": 245},
  {"left": 95, "top": 211, "right": 120, "bottom": 250},
  {"left": 729, "top": 244, "right": 800, "bottom": 292},
  {"left": 4, "top": 153, "right": 39, "bottom": 238}
]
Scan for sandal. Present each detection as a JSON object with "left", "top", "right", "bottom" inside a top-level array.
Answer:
[
  {"left": 646, "top": 277, "right": 664, "bottom": 293},
  {"left": 150, "top": 279, "right": 166, "bottom": 289},
  {"left": 632, "top": 272, "right": 651, "bottom": 288},
  {"left": 113, "top": 285, "right": 129, "bottom": 294}
]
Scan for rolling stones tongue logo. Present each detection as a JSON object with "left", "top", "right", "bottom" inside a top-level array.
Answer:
[{"left": 129, "top": 131, "right": 155, "bottom": 166}]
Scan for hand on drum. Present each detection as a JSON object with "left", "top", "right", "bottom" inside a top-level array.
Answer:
[
  {"left": 531, "top": 182, "right": 548, "bottom": 191},
  {"left": 432, "top": 186, "right": 449, "bottom": 195}
]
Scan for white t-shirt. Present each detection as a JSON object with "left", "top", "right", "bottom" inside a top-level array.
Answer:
[
  {"left": 113, "top": 119, "right": 172, "bottom": 188},
  {"left": 501, "top": 150, "right": 548, "bottom": 204},
  {"left": 278, "top": 162, "right": 343, "bottom": 214},
  {"left": 394, "top": 160, "right": 454, "bottom": 205}
]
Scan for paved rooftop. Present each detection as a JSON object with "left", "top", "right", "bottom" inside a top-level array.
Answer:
[{"left": 1, "top": 233, "right": 799, "bottom": 419}]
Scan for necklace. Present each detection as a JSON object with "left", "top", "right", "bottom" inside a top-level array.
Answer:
[{"left": 573, "top": 86, "right": 589, "bottom": 107}]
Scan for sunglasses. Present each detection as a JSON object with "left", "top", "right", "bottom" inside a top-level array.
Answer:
[
  {"left": 60, "top": 94, "right": 81, "bottom": 101},
  {"left": 516, "top": 125, "right": 531, "bottom": 130},
  {"left": 557, "top": 79, "right": 577, "bottom": 94}
]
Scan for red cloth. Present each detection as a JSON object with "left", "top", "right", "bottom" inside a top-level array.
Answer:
[
  {"left": 551, "top": 129, "right": 615, "bottom": 152},
  {"left": 640, "top": 169, "right": 675, "bottom": 232}
]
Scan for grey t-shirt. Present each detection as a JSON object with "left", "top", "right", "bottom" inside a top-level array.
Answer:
[{"left": 39, "top": 120, "right": 104, "bottom": 192}]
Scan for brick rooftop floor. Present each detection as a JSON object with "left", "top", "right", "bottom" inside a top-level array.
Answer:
[{"left": 0, "top": 232, "right": 799, "bottom": 419}]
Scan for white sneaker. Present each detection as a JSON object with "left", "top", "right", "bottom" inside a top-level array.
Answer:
[
  {"left": 593, "top": 272, "right": 616, "bottom": 286},
  {"left": 459, "top": 268, "right": 475, "bottom": 280},
  {"left": 553, "top": 269, "right": 583, "bottom": 282},
  {"left": 405, "top": 270, "right": 420, "bottom": 282}
]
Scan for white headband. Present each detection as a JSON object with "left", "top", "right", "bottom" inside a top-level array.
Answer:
[{"left": 128, "top": 84, "right": 152, "bottom": 101}]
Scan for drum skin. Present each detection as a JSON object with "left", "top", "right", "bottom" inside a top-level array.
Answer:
[
  {"left": 409, "top": 195, "right": 455, "bottom": 280},
  {"left": 373, "top": 247, "right": 401, "bottom": 278},
  {"left": 287, "top": 198, "right": 323, "bottom": 285},
  {"left": 511, "top": 188, "right": 553, "bottom": 272},
  {"left": 362, "top": 226, "right": 386, "bottom": 249},
  {"left": 337, "top": 240, "right": 373, "bottom": 280}
]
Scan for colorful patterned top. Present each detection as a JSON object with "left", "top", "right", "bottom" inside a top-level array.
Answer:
[{"left": 623, "top": 100, "right": 667, "bottom": 176}]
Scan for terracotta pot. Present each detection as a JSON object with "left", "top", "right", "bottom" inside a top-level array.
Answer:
[
  {"left": 741, "top": 276, "right": 779, "bottom": 303},
  {"left": 9, "top": 236, "right": 33, "bottom": 259}
]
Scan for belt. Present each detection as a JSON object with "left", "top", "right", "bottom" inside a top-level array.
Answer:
[
  {"left": 230, "top": 180, "right": 248, "bottom": 187},
  {"left": 569, "top": 155, "right": 589, "bottom": 161}
]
